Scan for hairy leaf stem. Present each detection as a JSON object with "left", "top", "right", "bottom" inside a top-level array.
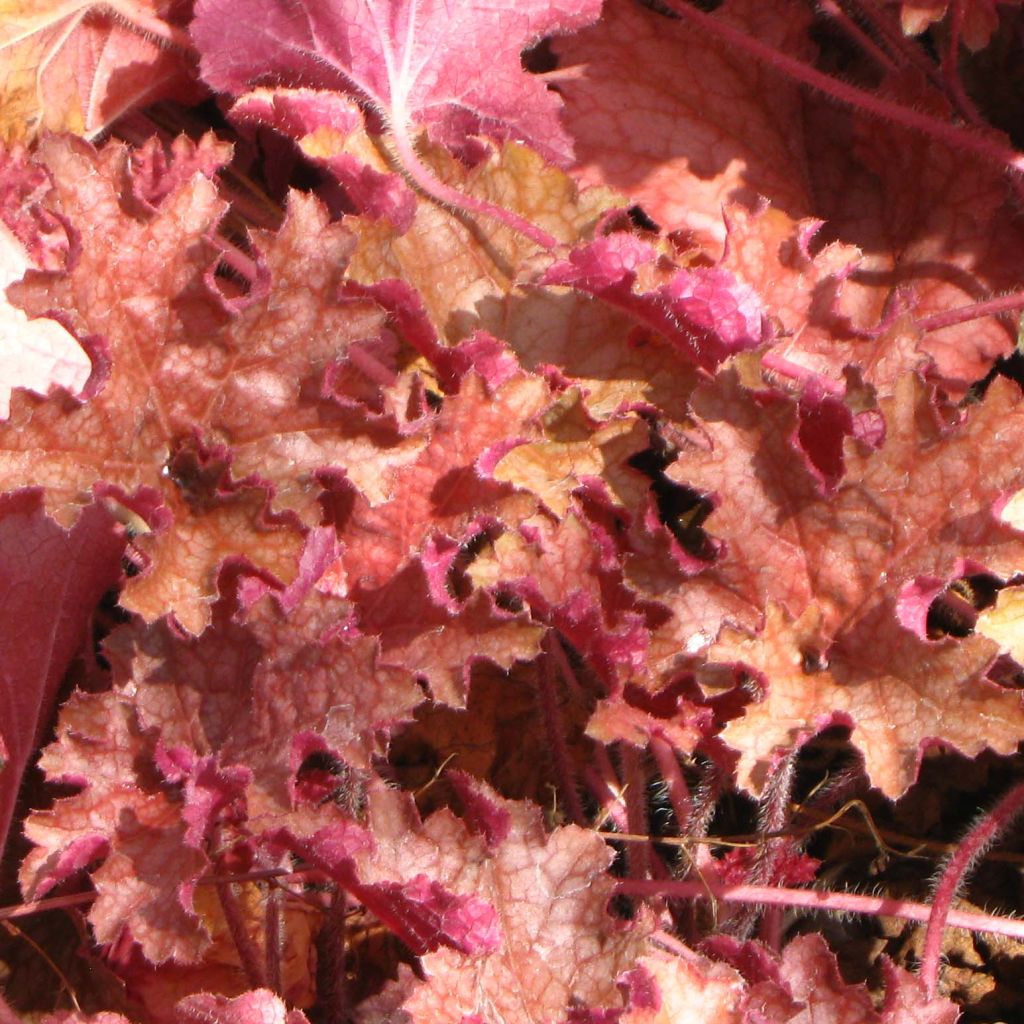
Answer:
[
  {"left": 817, "top": 1, "right": 898, "bottom": 73},
  {"left": 389, "top": 122, "right": 559, "bottom": 249},
  {"left": 315, "top": 892, "right": 352, "bottom": 1024},
  {"left": 920, "top": 779, "right": 1024, "bottom": 998},
  {"left": 586, "top": 745, "right": 631, "bottom": 833},
  {"left": 103, "top": 1, "right": 195, "bottom": 52},
  {"left": 914, "top": 290, "right": 1024, "bottom": 332},
  {"left": 538, "top": 636, "right": 587, "bottom": 827},
  {"left": 662, "top": 0, "right": 1024, "bottom": 178},
  {"left": 215, "top": 878, "right": 267, "bottom": 990},
  {"left": 616, "top": 877, "right": 1024, "bottom": 941},
  {"left": 942, "top": 0, "right": 979, "bottom": 121},
  {"left": 650, "top": 732, "right": 693, "bottom": 830},
  {"left": 621, "top": 745, "right": 654, "bottom": 878}
]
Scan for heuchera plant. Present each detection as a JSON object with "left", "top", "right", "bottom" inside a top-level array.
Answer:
[{"left": 6, "top": 0, "right": 1024, "bottom": 1020}]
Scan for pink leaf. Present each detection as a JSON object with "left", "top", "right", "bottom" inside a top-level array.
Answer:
[
  {"left": 174, "top": 990, "right": 311, "bottom": 1024},
  {"left": 229, "top": 89, "right": 418, "bottom": 230},
  {"left": 540, "top": 234, "right": 767, "bottom": 370},
  {"left": 0, "top": 491, "right": 123, "bottom": 861},
  {"left": 192, "top": 0, "right": 603, "bottom": 165},
  {"left": 369, "top": 873, "right": 502, "bottom": 955}
]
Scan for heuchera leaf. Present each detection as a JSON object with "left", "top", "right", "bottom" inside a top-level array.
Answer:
[
  {"left": 879, "top": 959, "right": 960, "bottom": 1024},
  {"left": 126, "top": 133, "right": 234, "bottom": 214},
  {"left": 357, "top": 557, "right": 545, "bottom": 707},
  {"left": 976, "top": 583, "right": 1024, "bottom": 662},
  {"left": 621, "top": 499, "right": 761, "bottom": 682},
  {"left": 801, "top": 76, "right": 1024, "bottom": 393},
  {"left": 501, "top": 287, "right": 701, "bottom": 423},
  {"left": 96, "top": 845, "right": 320, "bottom": 1017},
  {"left": 20, "top": 576, "right": 423, "bottom": 965},
  {"left": 709, "top": 598, "right": 1022, "bottom": 799},
  {"left": 275, "top": 803, "right": 506, "bottom": 958},
  {"left": 673, "top": 372, "right": 1024, "bottom": 642},
  {"left": 468, "top": 510, "right": 650, "bottom": 689},
  {"left": 20, "top": 686, "right": 214, "bottom": 963},
  {"left": 554, "top": 0, "right": 1024, "bottom": 393},
  {"left": 492, "top": 399, "right": 650, "bottom": 519},
  {"left": 331, "top": 368, "right": 550, "bottom": 594},
  {"left": 192, "top": 0, "right": 603, "bottom": 166},
  {"left": 173, "top": 990, "right": 311, "bottom": 1024},
  {"left": 340, "top": 783, "right": 646, "bottom": 1022},
  {"left": 0, "top": 144, "right": 91, "bottom": 418},
  {"left": 0, "top": 490, "right": 123, "bottom": 863},
  {"left": 540, "top": 233, "right": 768, "bottom": 371},
  {"left": 715, "top": 204, "right": 929, "bottom": 396},
  {"left": 109, "top": 579, "right": 424, "bottom": 828},
  {"left": 0, "top": 0, "right": 198, "bottom": 142},
  {"left": 343, "top": 141, "right": 623, "bottom": 342},
  {"left": 550, "top": 0, "right": 815, "bottom": 254},
  {"left": 8, "top": 0, "right": 1024, "bottom": 1016},
  {"left": 613, "top": 954, "right": 745, "bottom": 1023},
  {"left": 0, "top": 138, "right": 70, "bottom": 268},
  {"left": 702, "top": 933, "right": 960, "bottom": 1023},
  {"left": 685, "top": 373, "right": 1024, "bottom": 795},
  {"left": 0, "top": 135, "right": 427, "bottom": 633},
  {"left": 228, "top": 88, "right": 418, "bottom": 231},
  {"left": 41, "top": 991, "right": 314, "bottom": 1024}
]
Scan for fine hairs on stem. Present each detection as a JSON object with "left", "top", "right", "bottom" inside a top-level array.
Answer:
[
  {"left": 537, "top": 633, "right": 587, "bottom": 827},
  {"left": 746, "top": 750, "right": 799, "bottom": 948},
  {"left": 316, "top": 891, "right": 352, "bottom": 1024},
  {"left": 919, "top": 778, "right": 1024, "bottom": 998},
  {"left": 387, "top": 119, "right": 559, "bottom": 249},
  {"left": 614, "top": 877, "right": 1024, "bottom": 942},
  {"left": 215, "top": 877, "right": 267, "bottom": 991},
  {"left": 659, "top": 0, "right": 1024, "bottom": 177}
]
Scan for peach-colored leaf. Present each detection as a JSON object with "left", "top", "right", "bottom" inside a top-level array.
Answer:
[
  {"left": 975, "top": 585, "right": 1024, "bottom": 663},
  {"left": 492, "top": 399, "right": 650, "bottom": 518},
  {"left": 674, "top": 373, "right": 1024, "bottom": 794},
  {"left": 346, "top": 143, "right": 621, "bottom": 340},
  {"left": 802, "top": 76, "right": 1024, "bottom": 393},
  {"left": 331, "top": 784, "right": 647, "bottom": 1022},
  {"left": 0, "top": 144, "right": 90, "bottom": 416},
  {"left": 21, "top": 690, "right": 212, "bottom": 963},
  {"left": 539, "top": 232, "right": 767, "bottom": 370},
  {"left": 174, "top": 990, "right": 311, "bottom": 1024},
  {"left": 468, "top": 510, "right": 649, "bottom": 689},
  {"left": 334, "top": 370, "right": 549, "bottom": 594},
  {"left": 0, "top": 136, "right": 424, "bottom": 632},
  {"left": 718, "top": 204, "right": 929, "bottom": 395},
  {"left": 551, "top": 0, "right": 814, "bottom": 255},
  {"left": 617, "top": 954, "right": 744, "bottom": 1024},
  {"left": 359, "top": 559, "right": 544, "bottom": 707},
  {"left": 0, "top": 0, "right": 196, "bottom": 142},
  {"left": 106, "top": 582, "right": 423, "bottom": 833},
  {"left": 554, "top": 0, "right": 1024, "bottom": 392},
  {"left": 672, "top": 373, "right": 1024, "bottom": 641},
  {"left": 710, "top": 602, "right": 1023, "bottom": 798}
]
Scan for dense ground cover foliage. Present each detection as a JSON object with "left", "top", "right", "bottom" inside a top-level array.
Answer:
[{"left": 4, "top": 0, "right": 1024, "bottom": 1020}]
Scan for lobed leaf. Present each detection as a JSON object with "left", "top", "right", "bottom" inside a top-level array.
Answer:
[{"left": 192, "top": 0, "right": 602, "bottom": 165}]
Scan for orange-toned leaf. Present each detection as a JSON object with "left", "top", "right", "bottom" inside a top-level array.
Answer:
[{"left": 0, "top": 0, "right": 197, "bottom": 142}]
